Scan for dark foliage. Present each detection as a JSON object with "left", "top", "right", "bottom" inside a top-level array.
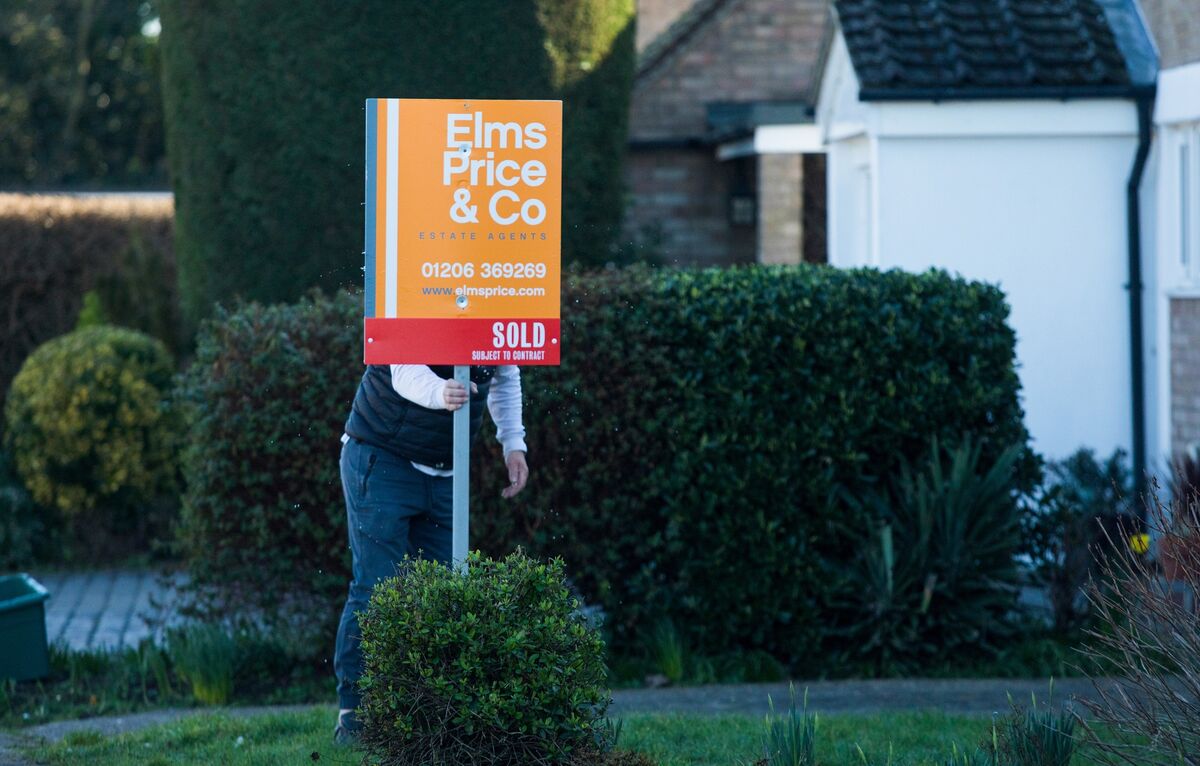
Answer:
[
  {"left": 177, "top": 266, "right": 1030, "bottom": 671},
  {"left": 158, "top": 0, "right": 636, "bottom": 329},
  {"left": 1020, "top": 449, "right": 1136, "bottom": 634},
  {"left": 0, "top": 194, "right": 177, "bottom": 416},
  {"left": 0, "top": 0, "right": 165, "bottom": 187},
  {"left": 358, "top": 552, "right": 610, "bottom": 766},
  {"left": 473, "top": 265, "right": 1032, "bottom": 670},
  {"left": 829, "top": 438, "right": 1026, "bottom": 675},
  {"left": 175, "top": 291, "right": 360, "bottom": 653}
]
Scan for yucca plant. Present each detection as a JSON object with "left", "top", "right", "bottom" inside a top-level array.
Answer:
[
  {"left": 166, "top": 622, "right": 237, "bottom": 705},
  {"left": 832, "top": 436, "right": 1024, "bottom": 674},
  {"left": 763, "top": 684, "right": 817, "bottom": 766}
]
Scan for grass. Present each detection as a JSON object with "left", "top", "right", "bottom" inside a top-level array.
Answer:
[{"left": 20, "top": 707, "right": 1104, "bottom": 766}]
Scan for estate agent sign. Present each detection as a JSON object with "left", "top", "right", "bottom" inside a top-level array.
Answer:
[{"left": 363, "top": 98, "right": 563, "bottom": 366}]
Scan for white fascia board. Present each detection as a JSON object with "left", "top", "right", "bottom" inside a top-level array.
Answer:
[
  {"left": 1157, "top": 61, "right": 1200, "bottom": 125},
  {"left": 715, "top": 125, "right": 826, "bottom": 160},
  {"left": 874, "top": 99, "right": 1139, "bottom": 138},
  {"left": 755, "top": 125, "right": 825, "bottom": 154}
]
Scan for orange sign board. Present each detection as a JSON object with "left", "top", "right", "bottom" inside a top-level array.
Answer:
[{"left": 364, "top": 98, "right": 562, "bottom": 365}]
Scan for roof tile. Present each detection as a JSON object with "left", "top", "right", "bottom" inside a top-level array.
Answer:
[{"left": 835, "top": 0, "right": 1132, "bottom": 97}]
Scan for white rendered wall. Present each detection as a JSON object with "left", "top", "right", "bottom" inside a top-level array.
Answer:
[{"left": 825, "top": 97, "right": 1141, "bottom": 460}]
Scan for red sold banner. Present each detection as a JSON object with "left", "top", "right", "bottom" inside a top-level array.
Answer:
[{"left": 363, "top": 98, "right": 562, "bottom": 366}]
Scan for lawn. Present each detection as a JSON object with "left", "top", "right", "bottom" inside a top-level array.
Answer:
[{"left": 23, "top": 707, "right": 1092, "bottom": 766}]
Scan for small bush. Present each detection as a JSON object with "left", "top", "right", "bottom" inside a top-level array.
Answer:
[
  {"left": 3, "top": 326, "right": 178, "bottom": 552},
  {"left": 358, "top": 551, "right": 610, "bottom": 766},
  {"left": 166, "top": 622, "right": 237, "bottom": 705},
  {"left": 831, "top": 437, "right": 1025, "bottom": 674}
]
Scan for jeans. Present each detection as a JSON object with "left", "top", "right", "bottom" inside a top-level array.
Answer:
[{"left": 333, "top": 437, "right": 453, "bottom": 710}]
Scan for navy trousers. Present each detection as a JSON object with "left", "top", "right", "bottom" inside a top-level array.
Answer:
[{"left": 333, "top": 437, "right": 453, "bottom": 710}]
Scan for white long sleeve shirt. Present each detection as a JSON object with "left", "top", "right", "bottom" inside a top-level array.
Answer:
[{"left": 342, "top": 365, "right": 527, "bottom": 477}]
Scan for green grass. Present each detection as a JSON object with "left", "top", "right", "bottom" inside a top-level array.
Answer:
[{"left": 22, "top": 707, "right": 1102, "bottom": 766}]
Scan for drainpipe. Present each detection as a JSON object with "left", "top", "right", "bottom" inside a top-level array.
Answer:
[{"left": 1127, "top": 87, "right": 1155, "bottom": 497}]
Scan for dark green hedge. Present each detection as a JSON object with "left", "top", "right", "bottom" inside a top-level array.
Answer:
[
  {"left": 177, "top": 266, "right": 1031, "bottom": 668},
  {"left": 472, "top": 266, "right": 1032, "bottom": 670},
  {"left": 159, "top": 0, "right": 635, "bottom": 329}
]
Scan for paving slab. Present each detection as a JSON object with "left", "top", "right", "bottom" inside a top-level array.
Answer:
[{"left": 27, "top": 569, "right": 186, "bottom": 652}]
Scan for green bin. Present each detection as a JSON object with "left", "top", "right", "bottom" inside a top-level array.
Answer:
[{"left": 0, "top": 574, "right": 50, "bottom": 681}]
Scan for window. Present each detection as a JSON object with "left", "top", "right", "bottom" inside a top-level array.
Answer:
[{"left": 1179, "top": 123, "right": 1200, "bottom": 283}]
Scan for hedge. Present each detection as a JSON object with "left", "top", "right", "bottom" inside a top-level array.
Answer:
[
  {"left": 177, "top": 266, "right": 1031, "bottom": 668},
  {"left": 0, "top": 194, "right": 177, "bottom": 413},
  {"left": 158, "top": 0, "right": 635, "bottom": 330}
]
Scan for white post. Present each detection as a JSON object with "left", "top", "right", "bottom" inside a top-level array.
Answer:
[{"left": 452, "top": 365, "right": 470, "bottom": 569}]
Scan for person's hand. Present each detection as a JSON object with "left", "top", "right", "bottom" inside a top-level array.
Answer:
[
  {"left": 502, "top": 451, "right": 529, "bottom": 499},
  {"left": 441, "top": 379, "right": 478, "bottom": 411}
]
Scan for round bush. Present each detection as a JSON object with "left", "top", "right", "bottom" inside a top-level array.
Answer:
[
  {"left": 3, "top": 325, "right": 177, "bottom": 522},
  {"left": 358, "top": 551, "right": 610, "bottom": 766}
]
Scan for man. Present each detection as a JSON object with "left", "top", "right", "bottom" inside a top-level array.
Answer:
[{"left": 332, "top": 363, "right": 529, "bottom": 744}]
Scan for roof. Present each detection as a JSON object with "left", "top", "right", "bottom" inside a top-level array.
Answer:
[
  {"left": 833, "top": 0, "right": 1149, "bottom": 100},
  {"left": 706, "top": 101, "right": 814, "bottom": 141},
  {"left": 638, "top": 0, "right": 732, "bottom": 78}
]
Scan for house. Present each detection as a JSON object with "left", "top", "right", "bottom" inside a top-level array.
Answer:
[
  {"left": 625, "top": 0, "right": 832, "bottom": 265},
  {"left": 811, "top": 0, "right": 1161, "bottom": 470},
  {"left": 1141, "top": 0, "right": 1200, "bottom": 462}
]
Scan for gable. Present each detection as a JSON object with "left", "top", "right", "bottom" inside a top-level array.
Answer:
[{"left": 630, "top": 0, "right": 831, "bottom": 140}]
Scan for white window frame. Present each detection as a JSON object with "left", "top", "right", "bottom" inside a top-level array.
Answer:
[{"left": 1172, "top": 122, "right": 1200, "bottom": 285}]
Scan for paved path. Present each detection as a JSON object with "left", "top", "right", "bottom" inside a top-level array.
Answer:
[
  {"left": 610, "top": 677, "right": 1107, "bottom": 717},
  {"left": 28, "top": 569, "right": 186, "bottom": 652}
]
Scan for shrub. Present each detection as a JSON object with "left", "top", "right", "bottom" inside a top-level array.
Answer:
[
  {"left": 830, "top": 438, "right": 1025, "bottom": 675},
  {"left": 475, "top": 266, "right": 1031, "bottom": 670},
  {"left": 0, "top": 194, "right": 177, "bottom": 412},
  {"left": 175, "top": 291, "right": 359, "bottom": 652},
  {"left": 357, "top": 551, "right": 610, "bottom": 766},
  {"left": 1078, "top": 485, "right": 1200, "bottom": 766},
  {"left": 1020, "top": 449, "right": 1136, "bottom": 635},
  {"left": 158, "top": 0, "right": 635, "bottom": 329},
  {"left": 3, "top": 326, "right": 178, "bottom": 552},
  {"left": 177, "top": 266, "right": 1030, "bottom": 670}
]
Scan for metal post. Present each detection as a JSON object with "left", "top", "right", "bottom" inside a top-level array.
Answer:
[{"left": 452, "top": 365, "right": 470, "bottom": 569}]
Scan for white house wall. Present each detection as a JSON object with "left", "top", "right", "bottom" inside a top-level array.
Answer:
[{"left": 827, "top": 98, "right": 1141, "bottom": 460}]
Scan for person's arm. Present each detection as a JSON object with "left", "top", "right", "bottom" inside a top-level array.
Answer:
[
  {"left": 488, "top": 366, "right": 528, "bottom": 498},
  {"left": 389, "top": 365, "right": 471, "bottom": 410}
]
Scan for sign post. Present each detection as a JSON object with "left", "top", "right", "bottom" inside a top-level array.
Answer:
[
  {"left": 452, "top": 365, "right": 470, "bottom": 566},
  {"left": 363, "top": 98, "right": 563, "bottom": 568}
]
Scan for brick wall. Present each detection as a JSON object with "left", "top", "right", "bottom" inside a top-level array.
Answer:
[
  {"left": 1141, "top": 0, "right": 1200, "bottom": 69},
  {"left": 1171, "top": 298, "right": 1200, "bottom": 455},
  {"left": 630, "top": 0, "right": 830, "bottom": 139},
  {"left": 757, "top": 154, "right": 803, "bottom": 264},
  {"left": 637, "top": 0, "right": 698, "bottom": 52},
  {"left": 625, "top": 149, "right": 756, "bottom": 265}
]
